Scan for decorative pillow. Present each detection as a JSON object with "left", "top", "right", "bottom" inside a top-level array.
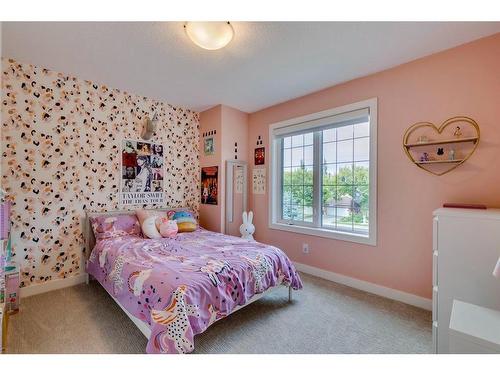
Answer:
[
  {"left": 142, "top": 215, "right": 162, "bottom": 239},
  {"left": 168, "top": 210, "right": 197, "bottom": 232},
  {"left": 157, "top": 217, "right": 178, "bottom": 238},
  {"left": 135, "top": 209, "right": 163, "bottom": 239},
  {"left": 90, "top": 214, "right": 141, "bottom": 240}
]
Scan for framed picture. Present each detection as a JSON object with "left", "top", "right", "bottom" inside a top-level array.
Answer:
[
  {"left": 120, "top": 139, "right": 164, "bottom": 206},
  {"left": 254, "top": 147, "right": 265, "bottom": 165},
  {"left": 252, "top": 168, "right": 266, "bottom": 194},
  {"left": 201, "top": 166, "right": 218, "bottom": 205},
  {"left": 204, "top": 136, "right": 215, "bottom": 156}
]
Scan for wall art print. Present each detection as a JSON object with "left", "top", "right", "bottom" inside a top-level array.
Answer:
[
  {"left": 204, "top": 136, "right": 215, "bottom": 156},
  {"left": 1, "top": 58, "right": 200, "bottom": 287},
  {"left": 235, "top": 167, "right": 244, "bottom": 194},
  {"left": 121, "top": 139, "right": 165, "bottom": 205},
  {"left": 254, "top": 147, "right": 265, "bottom": 165},
  {"left": 201, "top": 166, "right": 218, "bottom": 205},
  {"left": 252, "top": 168, "right": 266, "bottom": 195}
]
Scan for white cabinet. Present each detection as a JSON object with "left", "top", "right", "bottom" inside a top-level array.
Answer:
[
  {"left": 432, "top": 208, "right": 500, "bottom": 354},
  {"left": 449, "top": 300, "right": 500, "bottom": 353}
]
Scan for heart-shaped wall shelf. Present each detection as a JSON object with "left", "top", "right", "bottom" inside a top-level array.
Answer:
[{"left": 403, "top": 116, "right": 480, "bottom": 176}]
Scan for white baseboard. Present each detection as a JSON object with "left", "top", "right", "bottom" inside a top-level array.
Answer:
[
  {"left": 294, "top": 262, "right": 432, "bottom": 311},
  {"left": 18, "top": 265, "right": 431, "bottom": 310},
  {"left": 20, "top": 273, "right": 87, "bottom": 298}
]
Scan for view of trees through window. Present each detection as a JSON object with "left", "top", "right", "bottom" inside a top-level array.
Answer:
[{"left": 281, "top": 122, "right": 370, "bottom": 234}]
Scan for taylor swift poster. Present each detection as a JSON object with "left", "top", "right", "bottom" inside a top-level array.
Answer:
[{"left": 120, "top": 139, "right": 165, "bottom": 205}]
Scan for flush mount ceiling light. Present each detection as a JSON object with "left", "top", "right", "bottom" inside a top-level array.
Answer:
[{"left": 184, "top": 22, "right": 234, "bottom": 50}]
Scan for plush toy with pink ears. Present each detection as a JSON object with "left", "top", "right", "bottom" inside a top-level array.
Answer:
[
  {"left": 240, "top": 211, "right": 255, "bottom": 241},
  {"left": 156, "top": 216, "right": 178, "bottom": 238}
]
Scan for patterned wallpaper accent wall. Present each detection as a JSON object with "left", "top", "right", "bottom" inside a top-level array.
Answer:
[{"left": 1, "top": 58, "right": 200, "bottom": 287}]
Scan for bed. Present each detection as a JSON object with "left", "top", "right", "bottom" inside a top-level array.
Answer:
[{"left": 84, "top": 209, "right": 303, "bottom": 354}]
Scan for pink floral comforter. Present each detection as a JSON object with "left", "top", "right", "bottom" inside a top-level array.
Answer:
[{"left": 86, "top": 228, "right": 302, "bottom": 354}]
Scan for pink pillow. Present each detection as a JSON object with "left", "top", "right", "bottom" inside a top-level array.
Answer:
[
  {"left": 135, "top": 209, "right": 169, "bottom": 223},
  {"left": 90, "top": 214, "right": 141, "bottom": 240}
]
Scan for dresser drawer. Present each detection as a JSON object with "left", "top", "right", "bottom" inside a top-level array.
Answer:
[
  {"left": 432, "top": 217, "right": 438, "bottom": 251},
  {"left": 432, "top": 321, "right": 438, "bottom": 354},
  {"left": 432, "top": 251, "right": 438, "bottom": 286},
  {"left": 432, "top": 286, "right": 438, "bottom": 321}
]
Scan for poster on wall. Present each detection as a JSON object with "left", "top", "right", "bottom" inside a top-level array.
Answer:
[
  {"left": 254, "top": 147, "right": 265, "bottom": 165},
  {"left": 201, "top": 166, "right": 218, "bottom": 205},
  {"left": 252, "top": 168, "right": 266, "bottom": 194},
  {"left": 120, "top": 139, "right": 165, "bottom": 205},
  {"left": 235, "top": 168, "right": 244, "bottom": 194},
  {"left": 204, "top": 136, "right": 215, "bottom": 155}
]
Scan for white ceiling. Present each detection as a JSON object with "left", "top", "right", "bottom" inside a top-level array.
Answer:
[{"left": 2, "top": 22, "right": 499, "bottom": 113}]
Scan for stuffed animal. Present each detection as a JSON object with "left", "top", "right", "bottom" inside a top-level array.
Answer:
[
  {"left": 142, "top": 215, "right": 162, "bottom": 239},
  {"left": 169, "top": 210, "right": 197, "bottom": 232},
  {"left": 156, "top": 217, "right": 178, "bottom": 238},
  {"left": 240, "top": 211, "right": 255, "bottom": 241}
]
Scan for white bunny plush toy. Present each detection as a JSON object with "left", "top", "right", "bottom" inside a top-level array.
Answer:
[{"left": 240, "top": 211, "right": 255, "bottom": 241}]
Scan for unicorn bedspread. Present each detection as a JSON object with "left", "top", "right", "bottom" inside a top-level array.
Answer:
[{"left": 86, "top": 228, "right": 302, "bottom": 354}]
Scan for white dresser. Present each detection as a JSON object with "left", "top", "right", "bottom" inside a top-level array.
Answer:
[{"left": 433, "top": 208, "right": 500, "bottom": 353}]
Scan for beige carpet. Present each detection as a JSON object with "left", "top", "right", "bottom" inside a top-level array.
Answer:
[{"left": 6, "top": 273, "right": 432, "bottom": 354}]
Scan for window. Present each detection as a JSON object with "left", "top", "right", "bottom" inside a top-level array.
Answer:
[{"left": 269, "top": 98, "right": 377, "bottom": 245}]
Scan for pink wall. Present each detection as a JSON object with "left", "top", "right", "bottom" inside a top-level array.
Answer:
[
  {"left": 221, "top": 106, "right": 249, "bottom": 235},
  {"left": 199, "top": 105, "right": 249, "bottom": 234},
  {"left": 247, "top": 33, "right": 500, "bottom": 299}
]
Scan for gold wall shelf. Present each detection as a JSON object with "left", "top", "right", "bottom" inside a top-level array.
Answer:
[
  {"left": 403, "top": 116, "right": 480, "bottom": 176},
  {"left": 416, "top": 159, "right": 464, "bottom": 165},
  {"left": 404, "top": 136, "right": 479, "bottom": 148}
]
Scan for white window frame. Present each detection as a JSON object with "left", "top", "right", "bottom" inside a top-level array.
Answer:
[{"left": 268, "top": 98, "right": 377, "bottom": 246}]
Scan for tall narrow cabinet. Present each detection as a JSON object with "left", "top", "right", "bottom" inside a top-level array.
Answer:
[{"left": 433, "top": 208, "right": 500, "bottom": 353}]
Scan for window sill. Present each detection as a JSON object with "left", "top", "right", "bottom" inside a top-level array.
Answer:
[{"left": 268, "top": 222, "right": 376, "bottom": 246}]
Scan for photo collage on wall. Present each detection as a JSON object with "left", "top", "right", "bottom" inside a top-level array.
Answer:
[{"left": 121, "top": 139, "right": 165, "bottom": 205}]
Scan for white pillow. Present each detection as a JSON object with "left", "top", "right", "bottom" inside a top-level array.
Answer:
[{"left": 142, "top": 215, "right": 162, "bottom": 239}]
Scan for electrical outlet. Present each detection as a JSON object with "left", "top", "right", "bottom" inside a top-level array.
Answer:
[{"left": 302, "top": 243, "right": 309, "bottom": 254}]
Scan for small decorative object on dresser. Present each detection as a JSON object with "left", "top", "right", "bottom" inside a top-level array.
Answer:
[{"left": 493, "top": 257, "right": 500, "bottom": 278}]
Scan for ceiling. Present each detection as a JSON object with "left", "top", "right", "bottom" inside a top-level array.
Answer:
[{"left": 2, "top": 22, "right": 499, "bottom": 113}]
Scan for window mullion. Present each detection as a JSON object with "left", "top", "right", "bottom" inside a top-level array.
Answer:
[
  {"left": 313, "top": 131, "right": 322, "bottom": 228},
  {"left": 278, "top": 138, "right": 284, "bottom": 223}
]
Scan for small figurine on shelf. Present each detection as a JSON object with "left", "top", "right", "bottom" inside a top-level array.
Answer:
[
  {"left": 454, "top": 126, "right": 462, "bottom": 138},
  {"left": 417, "top": 135, "right": 429, "bottom": 144},
  {"left": 420, "top": 152, "right": 430, "bottom": 162},
  {"left": 437, "top": 147, "right": 444, "bottom": 156},
  {"left": 449, "top": 149, "right": 456, "bottom": 161}
]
